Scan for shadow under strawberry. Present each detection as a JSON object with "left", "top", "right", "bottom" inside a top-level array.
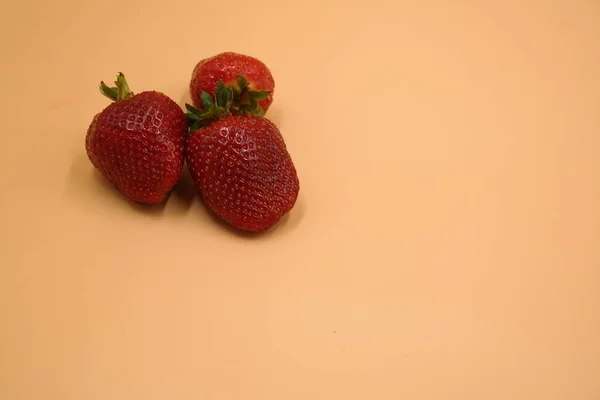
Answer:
[{"left": 169, "top": 163, "right": 197, "bottom": 210}]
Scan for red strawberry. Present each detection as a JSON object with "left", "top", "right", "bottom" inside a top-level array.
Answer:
[
  {"left": 85, "top": 73, "right": 187, "bottom": 204},
  {"left": 190, "top": 52, "right": 275, "bottom": 116},
  {"left": 185, "top": 86, "right": 299, "bottom": 232}
]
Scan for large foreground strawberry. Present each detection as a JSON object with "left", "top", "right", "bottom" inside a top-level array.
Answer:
[
  {"left": 85, "top": 73, "right": 187, "bottom": 204},
  {"left": 190, "top": 52, "right": 275, "bottom": 116},
  {"left": 186, "top": 84, "right": 299, "bottom": 232}
]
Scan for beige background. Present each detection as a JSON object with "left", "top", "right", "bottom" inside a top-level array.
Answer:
[{"left": 1, "top": 0, "right": 599, "bottom": 399}]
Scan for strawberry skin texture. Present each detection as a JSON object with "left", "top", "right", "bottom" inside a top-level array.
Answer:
[
  {"left": 190, "top": 52, "right": 275, "bottom": 113},
  {"left": 186, "top": 115, "right": 299, "bottom": 232},
  {"left": 85, "top": 91, "right": 187, "bottom": 204}
]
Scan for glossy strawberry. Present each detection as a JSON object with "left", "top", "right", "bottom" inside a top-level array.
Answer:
[
  {"left": 185, "top": 88, "right": 299, "bottom": 232},
  {"left": 190, "top": 52, "right": 275, "bottom": 116},
  {"left": 85, "top": 73, "right": 187, "bottom": 204}
]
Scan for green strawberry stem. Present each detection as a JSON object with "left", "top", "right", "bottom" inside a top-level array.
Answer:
[
  {"left": 185, "top": 75, "right": 271, "bottom": 134},
  {"left": 100, "top": 73, "right": 134, "bottom": 102}
]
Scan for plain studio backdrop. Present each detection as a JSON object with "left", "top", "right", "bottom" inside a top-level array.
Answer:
[{"left": 0, "top": 0, "right": 599, "bottom": 399}]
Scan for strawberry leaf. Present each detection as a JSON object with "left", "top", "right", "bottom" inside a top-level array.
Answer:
[
  {"left": 186, "top": 114, "right": 199, "bottom": 126},
  {"left": 236, "top": 75, "right": 248, "bottom": 92},
  {"left": 249, "top": 90, "right": 270, "bottom": 101},
  {"left": 216, "top": 80, "right": 233, "bottom": 109},
  {"left": 253, "top": 104, "right": 265, "bottom": 117},
  {"left": 189, "top": 119, "right": 203, "bottom": 133},
  {"left": 239, "top": 104, "right": 251, "bottom": 114},
  {"left": 200, "top": 91, "right": 213, "bottom": 110},
  {"left": 247, "top": 97, "right": 264, "bottom": 117},
  {"left": 185, "top": 103, "right": 202, "bottom": 114},
  {"left": 225, "top": 90, "right": 233, "bottom": 110},
  {"left": 99, "top": 81, "right": 118, "bottom": 101},
  {"left": 115, "top": 73, "right": 133, "bottom": 101}
]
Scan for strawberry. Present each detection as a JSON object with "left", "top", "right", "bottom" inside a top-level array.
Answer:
[
  {"left": 190, "top": 52, "right": 275, "bottom": 116},
  {"left": 85, "top": 73, "right": 187, "bottom": 204},
  {"left": 185, "top": 84, "right": 299, "bottom": 232}
]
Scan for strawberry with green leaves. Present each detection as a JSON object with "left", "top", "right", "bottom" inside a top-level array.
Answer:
[
  {"left": 85, "top": 73, "right": 187, "bottom": 204},
  {"left": 185, "top": 83, "right": 299, "bottom": 232},
  {"left": 190, "top": 52, "right": 275, "bottom": 116}
]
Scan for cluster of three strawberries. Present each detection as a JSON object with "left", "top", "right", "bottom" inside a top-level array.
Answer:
[{"left": 85, "top": 52, "right": 299, "bottom": 232}]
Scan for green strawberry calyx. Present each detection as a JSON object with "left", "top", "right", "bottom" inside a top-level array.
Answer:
[
  {"left": 99, "top": 73, "right": 134, "bottom": 101},
  {"left": 185, "top": 76, "right": 271, "bottom": 133},
  {"left": 230, "top": 75, "right": 271, "bottom": 116}
]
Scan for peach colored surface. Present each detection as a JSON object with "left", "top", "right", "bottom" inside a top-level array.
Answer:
[{"left": 1, "top": 0, "right": 599, "bottom": 399}]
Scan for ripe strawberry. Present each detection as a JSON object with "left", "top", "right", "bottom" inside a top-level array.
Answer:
[
  {"left": 85, "top": 73, "right": 187, "bottom": 204},
  {"left": 185, "top": 85, "right": 299, "bottom": 232},
  {"left": 190, "top": 52, "right": 275, "bottom": 116}
]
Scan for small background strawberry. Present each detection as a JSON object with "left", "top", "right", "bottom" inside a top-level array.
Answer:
[{"left": 190, "top": 52, "right": 275, "bottom": 116}]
